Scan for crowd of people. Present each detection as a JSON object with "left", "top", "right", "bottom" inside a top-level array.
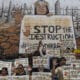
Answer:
[
  {"left": 0, "top": 57, "right": 66, "bottom": 80},
  {"left": 0, "top": 0, "right": 72, "bottom": 80}
]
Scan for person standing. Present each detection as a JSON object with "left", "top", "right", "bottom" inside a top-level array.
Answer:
[
  {"left": 51, "top": 57, "right": 66, "bottom": 80},
  {"left": 55, "top": 57, "right": 66, "bottom": 80}
]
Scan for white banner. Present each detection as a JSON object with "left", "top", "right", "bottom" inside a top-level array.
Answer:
[
  {"left": 19, "top": 15, "right": 76, "bottom": 57},
  {"left": 33, "top": 56, "right": 49, "bottom": 68},
  {"left": 14, "top": 58, "right": 29, "bottom": 67},
  {"left": 0, "top": 76, "right": 11, "bottom": 80},
  {"left": 12, "top": 76, "right": 29, "bottom": 80},
  {"left": 32, "top": 72, "right": 51, "bottom": 80}
]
